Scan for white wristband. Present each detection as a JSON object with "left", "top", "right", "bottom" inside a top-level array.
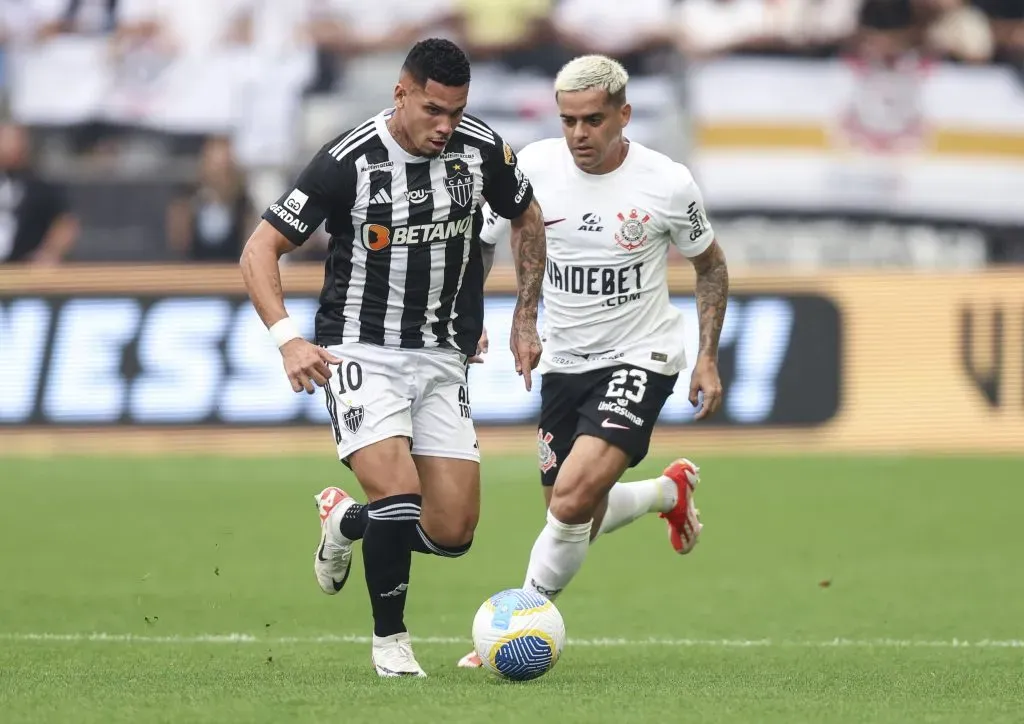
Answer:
[{"left": 268, "top": 317, "right": 303, "bottom": 348}]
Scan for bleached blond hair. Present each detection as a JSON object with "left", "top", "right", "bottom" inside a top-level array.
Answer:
[{"left": 554, "top": 55, "right": 629, "bottom": 104}]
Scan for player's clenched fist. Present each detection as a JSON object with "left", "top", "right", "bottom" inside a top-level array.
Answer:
[
  {"left": 689, "top": 356, "right": 723, "bottom": 421},
  {"left": 280, "top": 338, "right": 342, "bottom": 394},
  {"left": 469, "top": 326, "right": 489, "bottom": 364}
]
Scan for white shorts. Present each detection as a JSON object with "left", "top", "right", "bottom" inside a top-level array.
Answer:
[{"left": 321, "top": 342, "right": 479, "bottom": 464}]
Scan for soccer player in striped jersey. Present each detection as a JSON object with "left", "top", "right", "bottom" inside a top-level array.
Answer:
[{"left": 240, "top": 39, "right": 547, "bottom": 677}]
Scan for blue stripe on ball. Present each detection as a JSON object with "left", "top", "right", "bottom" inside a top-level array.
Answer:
[{"left": 493, "top": 635, "right": 553, "bottom": 681}]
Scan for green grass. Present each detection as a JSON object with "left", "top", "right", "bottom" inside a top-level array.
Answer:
[{"left": 1, "top": 455, "right": 1023, "bottom": 723}]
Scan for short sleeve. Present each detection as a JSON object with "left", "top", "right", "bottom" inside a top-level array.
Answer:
[
  {"left": 480, "top": 130, "right": 533, "bottom": 220},
  {"left": 261, "top": 147, "right": 355, "bottom": 246},
  {"left": 477, "top": 202, "right": 512, "bottom": 247},
  {"left": 666, "top": 164, "right": 715, "bottom": 258}
]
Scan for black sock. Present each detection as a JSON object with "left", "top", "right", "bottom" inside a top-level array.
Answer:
[
  {"left": 338, "top": 504, "right": 368, "bottom": 541},
  {"left": 408, "top": 522, "right": 473, "bottom": 558},
  {"left": 362, "top": 494, "right": 421, "bottom": 638}
]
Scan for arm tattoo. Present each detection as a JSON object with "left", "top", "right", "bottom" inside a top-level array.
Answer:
[
  {"left": 692, "top": 241, "right": 729, "bottom": 360},
  {"left": 510, "top": 198, "right": 546, "bottom": 318}
]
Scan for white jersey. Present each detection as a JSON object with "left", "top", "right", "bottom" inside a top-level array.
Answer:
[{"left": 480, "top": 138, "right": 715, "bottom": 376}]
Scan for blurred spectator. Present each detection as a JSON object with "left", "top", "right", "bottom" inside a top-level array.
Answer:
[
  {"left": 0, "top": 122, "right": 79, "bottom": 265},
  {"left": 35, "top": 0, "right": 119, "bottom": 39},
  {"left": 307, "top": 0, "right": 456, "bottom": 60},
  {"left": 5, "top": 1, "right": 123, "bottom": 159},
  {"left": 115, "top": 0, "right": 252, "bottom": 58},
  {"left": 230, "top": 1, "right": 319, "bottom": 206},
  {"left": 303, "top": 0, "right": 459, "bottom": 133},
  {"left": 676, "top": 0, "right": 862, "bottom": 59},
  {"left": 974, "top": 0, "right": 1024, "bottom": 65},
  {"left": 453, "top": 0, "right": 566, "bottom": 73},
  {"left": 0, "top": 1, "right": 42, "bottom": 42},
  {"left": 857, "top": 0, "right": 995, "bottom": 63},
  {"left": 455, "top": 0, "right": 552, "bottom": 58},
  {"left": 1, "top": 1, "right": 46, "bottom": 111},
  {"left": 109, "top": 0, "right": 256, "bottom": 156},
  {"left": 165, "top": 136, "right": 255, "bottom": 262},
  {"left": 921, "top": 0, "right": 994, "bottom": 62},
  {"left": 551, "top": 0, "right": 674, "bottom": 74}
]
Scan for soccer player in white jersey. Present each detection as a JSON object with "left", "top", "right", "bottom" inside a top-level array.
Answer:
[{"left": 457, "top": 54, "right": 729, "bottom": 668}]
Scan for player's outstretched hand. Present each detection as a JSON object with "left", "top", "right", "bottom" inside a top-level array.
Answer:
[
  {"left": 510, "top": 312, "right": 542, "bottom": 391},
  {"left": 280, "top": 338, "right": 341, "bottom": 394},
  {"left": 469, "top": 326, "right": 489, "bottom": 364},
  {"left": 689, "top": 356, "right": 723, "bottom": 421}
]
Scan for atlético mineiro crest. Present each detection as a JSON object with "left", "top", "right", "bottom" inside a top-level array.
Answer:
[
  {"left": 443, "top": 160, "right": 474, "bottom": 207},
  {"left": 343, "top": 405, "right": 364, "bottom": 434},
  {"left": 538, "top": 429, "right": 557, "bottom": 473},
  {"left": 615, "top": 209, "right": 650, "bottom": 251}
]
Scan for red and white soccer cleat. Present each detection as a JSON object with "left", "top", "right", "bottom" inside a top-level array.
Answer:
[
  {"left": 659, "top": 458, "right": 703, "bottom": 554},
  {"left": 457, "top": 650, "right": 483, "bottom": 668},
  {"left": 313, "top": 486, "right": 357, "bottom": 595}
]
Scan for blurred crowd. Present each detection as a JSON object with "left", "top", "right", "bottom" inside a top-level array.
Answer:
[
  {"left": 0, "top": 0, "right": 1020, "bottom": 265},
  {"left": 0, "top": 0, "right": 1019, "bottom": 74}
]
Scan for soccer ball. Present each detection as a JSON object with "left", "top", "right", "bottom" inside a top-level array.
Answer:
[{"left": 471, "top": 588, "right": 566, "bottom": 681}]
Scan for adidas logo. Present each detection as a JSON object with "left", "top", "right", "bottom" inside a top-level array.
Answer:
[{"left": 370, "top": 188, "right": 392, "bottom": 205}]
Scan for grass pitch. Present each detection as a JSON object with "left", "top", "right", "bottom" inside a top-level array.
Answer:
[{"left": 1, "top": 454, "right": 1022, "bottom": 723}]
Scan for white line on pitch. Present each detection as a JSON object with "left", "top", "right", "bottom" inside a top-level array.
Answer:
[{"left": 1, "top": 633, "right": 1022, "bottom": 648}]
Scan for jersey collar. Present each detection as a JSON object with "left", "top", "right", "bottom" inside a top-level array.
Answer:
[{"left": 376, "top": 108, "right": 432, "bottom": 164}]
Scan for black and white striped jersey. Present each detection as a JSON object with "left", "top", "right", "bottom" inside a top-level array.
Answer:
[{"left": 262, "top": 108, "right": 533, "bottom": 356}]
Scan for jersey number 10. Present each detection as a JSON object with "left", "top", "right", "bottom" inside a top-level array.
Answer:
[{"left": 336, "top": 361, "right": 363, "bottom": 394}]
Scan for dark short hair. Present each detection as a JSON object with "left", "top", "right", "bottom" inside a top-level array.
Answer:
[{"left": 402, "top": 38, "right": 471, "bottom": 88}]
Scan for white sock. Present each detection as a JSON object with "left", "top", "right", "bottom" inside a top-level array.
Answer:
[
  {"left": 595, "top": 477, "right": 678, "bottom": 538},
  {"left": 522, "top": 510, "right": 592, "bottom": 601}
]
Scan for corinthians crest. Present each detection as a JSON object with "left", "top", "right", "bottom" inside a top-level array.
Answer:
[
  {"left": 538, "top": 430, "right": 557, "bottom": 473},
  {"left": 443, "top": 160, "right": 474, "bottom": 207},
  {"left": 615, "top": 209, "right": 650, "bottom": 251}
]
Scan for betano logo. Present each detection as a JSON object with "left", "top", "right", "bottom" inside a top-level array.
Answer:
[{"left": 360, "top": 216, "right": 472, "bottom": 251}]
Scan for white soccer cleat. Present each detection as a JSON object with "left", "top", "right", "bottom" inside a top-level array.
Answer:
[
  {"left": 372, "top": 632, "right": 427, "bottom": 677},
  {"left": 313, "top": 486, "right": 357, "bottom": 595},
  {"left": 659, "top": 458, "right": 703, "bottom": 554},
  {"left": 457, "top": 650, "right": 483, "bottom": 668}
]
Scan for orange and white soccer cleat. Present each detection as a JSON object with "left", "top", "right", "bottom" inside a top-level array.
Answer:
[
  {"left": 659, "top": 458, "right": 703, "bottom": 554},
  {"left": 313, "top": 486, "right": 357, "bottom": 595},
  {"left": 457, "top": 650, "right": 483, "bottom": 668}
]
